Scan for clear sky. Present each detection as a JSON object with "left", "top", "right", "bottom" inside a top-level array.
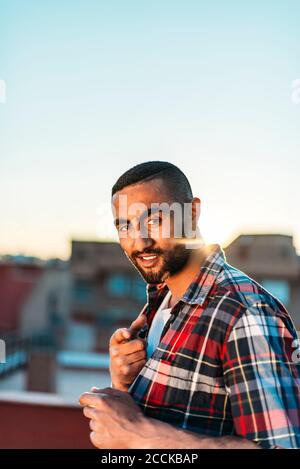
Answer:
[{"left": 0, "top": 0, "right": 299, "bottom": 259}]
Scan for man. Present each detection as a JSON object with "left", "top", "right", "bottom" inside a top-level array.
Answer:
[{"left": 80, "top": 161, "right": 300, "bottom": 449}]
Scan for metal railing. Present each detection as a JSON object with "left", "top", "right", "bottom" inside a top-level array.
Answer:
[{"left": 0, "top": 330, "right": 57, "bottom": 378}]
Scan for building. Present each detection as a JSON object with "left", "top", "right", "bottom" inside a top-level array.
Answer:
[
  {"left": 1, "top": 234, "right": 299, "bottom": 448},
  {"left": 69, "top": 240, "right": 147, "bottom": 352},
  {"left": 0, "top": 256, "right": 74, "bottom": 396},
  {"left": 0, "top": 257, "right": 71, "bottom": 336},
  {"left": 224, "top": 234, "right": 300, "bottom": 328}
]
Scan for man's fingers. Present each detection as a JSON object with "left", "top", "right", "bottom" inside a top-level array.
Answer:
[
  {"left": 129, "top": 314, "right": 147, "bottom": 334},
  {"left": 109, "top": 314, "right": 147, "bottom": 347},
  {"left": 83, "top": 405, "right": 98, "bottom": 419},
  {"left": 126, "top": 349, "right": 147, "bottom": 365},
  {"left": 80, "top": 387, "right": 127, "bottom": 406},
  {"left": 90, "top": 386, "right": 118, "bottom": 394},
  {"left": 119, "top": 358, "right": 147, "bottom": 378},
  {"left": 130, "top": 358, "right": 147, "bottom": 373},
  {"left": 109, "top": 328, "right": 131, "bottom": 346},
  {"left": 110, "top": 338, "right": 145, "bottom": 358},
  {"left": 79, "top": 391, "right": 114, "bottom": 408},
  {"left": 89, "top": 419, "right": 95, "bottom": 430},
  {"left": 116, "top": 349, "right": 146, "bottom": 367},
  {"left": 96, "top": 386, "right": 127, "bottom": 397}
]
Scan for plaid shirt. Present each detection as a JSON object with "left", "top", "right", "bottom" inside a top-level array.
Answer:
[{"left": 129, "top": 244, "right": 300, "bottom": 449}]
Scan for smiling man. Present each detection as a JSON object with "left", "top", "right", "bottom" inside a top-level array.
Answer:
[{"left": 80, "top": 161, "right": 300, "bottom": 449}]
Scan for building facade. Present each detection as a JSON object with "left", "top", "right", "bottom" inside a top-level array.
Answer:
[{"left": 224, "top": 234, "right": 300, "bottom": 329}]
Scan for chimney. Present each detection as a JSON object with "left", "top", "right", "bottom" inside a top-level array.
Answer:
[{"left": 26, "top": 332, "right": 57, "bottom": 393}]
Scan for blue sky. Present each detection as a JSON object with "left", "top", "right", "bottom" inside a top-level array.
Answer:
[{"left": 0, "top": 0, "right": 299, "bottom": 258}]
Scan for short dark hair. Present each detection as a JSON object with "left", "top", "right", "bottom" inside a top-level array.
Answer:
[{"left": 111, "top": 161, "right": 193, "bottom": 203}]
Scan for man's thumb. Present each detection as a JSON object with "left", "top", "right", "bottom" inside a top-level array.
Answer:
[{"left": 129, "top": 313, "right": 147, "bottom": 333}]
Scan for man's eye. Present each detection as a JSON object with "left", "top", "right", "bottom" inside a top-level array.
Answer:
[
  {"left": 118, "top": 225, "right": 129, "bottom": 232},
  {"left": 148, "top": 218, "right": 161, "bottom": 226}
]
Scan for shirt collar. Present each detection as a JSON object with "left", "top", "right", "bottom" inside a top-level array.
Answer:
[{"left": 146, "top": 244, "right": 226, "bottom": 308}]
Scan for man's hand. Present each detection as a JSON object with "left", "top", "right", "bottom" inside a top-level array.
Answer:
[
  {"left": 79, "top": 387, "right": 152, "bottom": 449},
  {"left": 79, "top": 387, "right": 260, "bottom": 449},
  {"left": 109, "top": 314, "right": 147, "bottom": 391}
]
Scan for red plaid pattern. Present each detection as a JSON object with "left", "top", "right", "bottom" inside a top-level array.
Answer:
[{"left": 129, "top": 244, "right": 300, "bottom": 449}]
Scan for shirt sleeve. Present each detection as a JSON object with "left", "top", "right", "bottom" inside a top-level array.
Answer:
[{"left": 222, "top": 303, "right": 300, "bottom": 449}]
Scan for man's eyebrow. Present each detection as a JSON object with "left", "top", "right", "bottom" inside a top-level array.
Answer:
[
  {"left": 114, "top": 218, "right": 128, "bottom": 227},
  {"left": 139, "top": 206, "right": 160, "bottom": 220},
  {"left": 114, "top": 206, "right": 161, "bottom": 227}
]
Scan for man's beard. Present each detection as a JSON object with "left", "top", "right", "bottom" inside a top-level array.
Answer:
[{"left": 129, "top": 244, "right": 192, "bottom": 284}]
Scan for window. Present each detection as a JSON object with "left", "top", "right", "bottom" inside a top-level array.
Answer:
[
  {"left": 106, "top": 275, "right": 146, "bottom": 302},
  {"left": 261, "top": 279, "right": 290, "bottom": 306},
  {"left": 73, "top": 280, "right": 92, "bottom": 303}
]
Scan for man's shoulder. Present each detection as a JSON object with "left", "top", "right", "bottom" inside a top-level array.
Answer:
[
  {"left": 217, "top": 261, "right": 285, "bottom": 307},
  {"left": 206, "top": 261, "right": 293, "bottom": 331}
]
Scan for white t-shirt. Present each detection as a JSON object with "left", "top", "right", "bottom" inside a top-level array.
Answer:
[{"left": 146, "top": 290, "right": 172, "bottom": 360}]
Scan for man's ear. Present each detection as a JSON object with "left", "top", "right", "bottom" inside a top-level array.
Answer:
[{"left": 191, "top": 197, "right": 201, "bottom": 230}]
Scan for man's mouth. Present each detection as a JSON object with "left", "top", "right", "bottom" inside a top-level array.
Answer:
[{"left": 137, "top": 254, "right": 160, "bottom": 268}]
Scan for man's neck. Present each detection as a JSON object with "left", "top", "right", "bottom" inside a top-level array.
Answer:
[{"left": 165, "top": 245, "right": 208, "bottom": 307}]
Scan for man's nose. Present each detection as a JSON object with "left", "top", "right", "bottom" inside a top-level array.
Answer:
[{"left": 132, "top": 228, "right": 154, "bottom": 252}]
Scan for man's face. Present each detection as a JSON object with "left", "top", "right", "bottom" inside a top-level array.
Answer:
[{"left": 111, "top": 178, "right": 192, "bottom": 284}]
